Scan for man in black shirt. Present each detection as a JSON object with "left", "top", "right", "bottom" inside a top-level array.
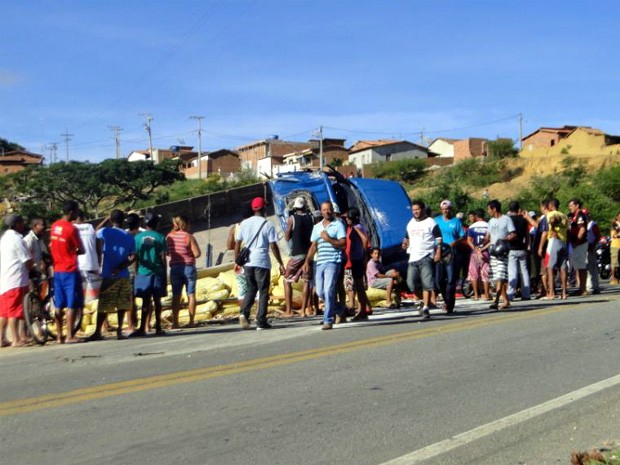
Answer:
[
  {"left": 507, "top": 201, "right": 531, "bottom": 300},
  {"left": 283, "top": 197, "right": 314, "bottom": 317}
]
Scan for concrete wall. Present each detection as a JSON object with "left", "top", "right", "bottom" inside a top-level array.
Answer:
[
  {"left": 138, "top": 183, "right": 272, "bottom": 268},
  {"left": 453, "top": 138, "right": 487, "bottom": 162}
]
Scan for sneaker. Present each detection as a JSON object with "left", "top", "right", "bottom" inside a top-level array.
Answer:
[
  {"left": 239, "top": 315, "right": 250, "bottom": 330},
  {"left": 422, "top": 307, "right": 431, "bottom": 320},
  {"left": 256, "top": 322, "right": 273, "bottom": 331},
  {"left": 335, "top": 315, "right": 346, "bottom": 325},
  {"left": 321, "top": 323, "right": 333, "bottom": 330}
]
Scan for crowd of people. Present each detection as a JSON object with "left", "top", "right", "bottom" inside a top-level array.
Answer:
[
  {"left": 235, "top": 195, "right": 617, "bottom": 330},
  {"left": 0, "top": 195, "right": 617, "bottom": 345},
  {"left": 0, "top": 200, "right": 202, "bottom": 346}
]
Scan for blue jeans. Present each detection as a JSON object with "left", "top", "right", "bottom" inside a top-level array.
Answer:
[
  {"left": 315, "top": 262, "right": 342, "bottom": 324},
  {"left": 435, "top": 250, "right": 461, "bottom": 311},
  {"left": 508, "top": 250, "right": 531, "bottom": 299}
]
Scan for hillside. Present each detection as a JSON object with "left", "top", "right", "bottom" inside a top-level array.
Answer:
[{"left": 409, "top": 153, "right": 619, "bottom": 203}]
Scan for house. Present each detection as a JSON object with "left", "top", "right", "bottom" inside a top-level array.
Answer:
[
  {"left": 183, "top": 149, "right": 240, "bottom": 179},
  {"left": 128, "top": 145, "right": 197, "bottom": 165},
  {"left": 453, "top": 137, "right": 488, "bottom": 161},
  {"left": 521, "top": 126, "right": 579, "bottom": 151},
  {"left": 235, "top": 137, "right": 314, "bottom": 176},
  {"left": 521, "top": 126, "right": 620, "bottom": 157},
  {"left": 0, "top": 150, "right": 44, "bottom": 175},
  {"left": 428, "top": 138, "right": 458, "bottom": 158},
  {"left": 282, "top": 138, "right": 349, "bottom": 169},
  {"left": 347, "top": 139, "right": 429, "bottom": 171}
]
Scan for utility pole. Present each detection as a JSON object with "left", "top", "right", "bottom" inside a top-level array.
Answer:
[
  {"left": 190, "top": 115, "right": 205, "bottom": 179},
  {"left": 140, "top": 113, "right": 154, "bottom": 162},
  {"left": 318, "top": 125, "right": 324, "bottom": 169},
  {"left": 420, "top": 127, "right": 425, "bottom": 146},
  {"left": 518, "top": 113, "right": 523, "bottom": 150},
  {"left": 109, "top": 125, "right": 123, "bottom": 159},
  {"left": 60, "top": 130, "right": 73, "bottom": 161}
]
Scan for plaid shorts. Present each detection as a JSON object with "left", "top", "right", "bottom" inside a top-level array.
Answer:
[{"left": 98, "top": 277, "right": 132, "bottom": 313}]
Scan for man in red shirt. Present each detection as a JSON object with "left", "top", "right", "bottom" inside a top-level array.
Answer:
[{"left": 49, "top": 200, "right": 85, "bottom": 343}]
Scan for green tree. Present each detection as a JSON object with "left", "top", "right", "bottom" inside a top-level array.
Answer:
[
  {"left": 3, "top": 159, "right": 184, "bottom": 220},
  {"left": 487, "top": 138, "right": 518, "bottom": 159},
  {"left": 371, "top": 158, "right": 427, "bottom": 184},
  {"left": 98, "top": 159, "right": 184, "bottom": 210},
  {"left": 0, "top": 137, "right": 26, "bottom": 153}
]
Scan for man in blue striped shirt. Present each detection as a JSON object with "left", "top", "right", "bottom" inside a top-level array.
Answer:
[{"left": 303, "top": 201, "right": 346, "bottom": 330}]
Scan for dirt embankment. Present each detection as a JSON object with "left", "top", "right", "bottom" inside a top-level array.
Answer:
[{"left": 410, "top": 154, "right": 618, "bottom": 202}]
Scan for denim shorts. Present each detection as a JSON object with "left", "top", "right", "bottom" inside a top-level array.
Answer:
[
  {"left": 169, "top": 265, "right": 197, "bottom": 296},
  {"left": 134, "top": 273, "right": 167, "bottom": 299},
  {"left": 407, "top": 255, "right": 435, "bottom": 292}
]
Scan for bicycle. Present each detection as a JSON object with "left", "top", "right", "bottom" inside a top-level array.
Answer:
[{"left": 23, "top": 273, "right": 83, "bottom": 345}]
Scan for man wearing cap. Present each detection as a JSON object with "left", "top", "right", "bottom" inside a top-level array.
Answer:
[
  {"left": 235, "top": 197, "right": 285, "bottom": 330},
  {"left": 130, "top": 212, "right": 167, "bottom": 337},
  {"left": 303, "top": 201, "right": 346, "bottom": 330},
  {"left": 283, "top": 196, "right": 314, "bottom": 317},
  {"left": 434, "top": 199, "right": 465, "bottom": 313},
  {"left": 0, "top": 214, "right": 35, "bottom": 347}
]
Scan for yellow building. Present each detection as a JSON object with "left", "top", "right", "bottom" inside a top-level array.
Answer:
[{"left": 520, "top": 126, "right": 620, "bottom": 158}]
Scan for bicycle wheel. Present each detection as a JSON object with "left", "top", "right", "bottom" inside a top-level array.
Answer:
[
  {"left": 72, "top": 306, "right": 83, "bottom": 336},
  {"left": 23, "top": 291, "right": 49, "bottom": 345},
  {"left": 462, "top": 280, "right": 474, "bottom": 299}
]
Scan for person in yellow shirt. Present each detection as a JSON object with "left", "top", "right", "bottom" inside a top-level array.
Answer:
[
  {"left": 611, "top": 211, "right": 620, "bottom": 285},
  {"left": 544, "top": 199, "right": 569, "bottom": 299}
]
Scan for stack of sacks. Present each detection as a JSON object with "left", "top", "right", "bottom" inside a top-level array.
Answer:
[
  {"left": 366, "top": 287, "right": 390, "bottom": 308},
  {"left": 196, "top": 276, "right": 231, "bottom": 301},
  {"left": 270, "top": 275, "right": 304, "bottom": 310}
]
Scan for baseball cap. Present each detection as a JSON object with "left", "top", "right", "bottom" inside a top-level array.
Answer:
[
  {"left": 292, "top": 196, "right": 306, "bottom": 209},
  {"left": 251, "top": 197, "right": 266, "bottom": 211},
  {"left": 144, "top": 212, "right": 161, "bottom": 227},
  {"left": 440, "top": 199, "right": 452, "bottom": 209}
]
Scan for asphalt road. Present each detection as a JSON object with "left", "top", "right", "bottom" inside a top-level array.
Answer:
[{"left": 1, "top": 288, "right": 619, "bottom": 465}]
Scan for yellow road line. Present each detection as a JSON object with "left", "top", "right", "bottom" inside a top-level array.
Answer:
[{"left": 0, "top": 305, "right": 575, "bottom": 416}]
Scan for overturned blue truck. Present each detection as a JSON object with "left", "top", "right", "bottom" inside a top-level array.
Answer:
[{"left": 268, "top": 167, "right": 412, "bottom": 272}]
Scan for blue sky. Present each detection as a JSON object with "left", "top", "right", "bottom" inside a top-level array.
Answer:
[{"left": 1, "top": 0, "right": 618, "bottom": 163}]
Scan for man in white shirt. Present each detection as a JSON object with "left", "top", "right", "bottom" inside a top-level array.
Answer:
[
  {"left": 402, "top": 200, "right": 442, "bottom": 319},
  {"left": 0, "top": 214, "right": 34, "bottom": 347},
  {"left": 23, "top": 217, "right": 48, "bottom": 274},
  {"left": 74, "top": 210, "right": 101, "bottom": 303}
]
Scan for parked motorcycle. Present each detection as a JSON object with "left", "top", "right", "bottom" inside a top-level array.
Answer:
[{"left": 596, "top": 235, "right": 612, "bottom": 280}]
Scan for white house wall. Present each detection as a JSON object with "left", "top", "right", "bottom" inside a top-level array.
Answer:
[{"left": 428, "top": 140, "right": 455, "bottom": 158}]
